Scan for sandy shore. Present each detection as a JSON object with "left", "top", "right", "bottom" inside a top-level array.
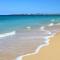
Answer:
[
  {"left": 0, "top": 24, "right": 60, "bottom": 60},
  {"left": 0, "top": 28, "right": 45, "bottom": 60},
  {"left": 22, "top": 32, "right": 60, "bottom": 60}
]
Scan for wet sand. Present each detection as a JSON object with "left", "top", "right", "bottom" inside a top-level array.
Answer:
[
  {"left": 0, "top": 29, "right": 45, "bottom": 60},
  {"left": 22, "top": 32, "right": 60, "bottom": 60},
  {"left": 0, "top": 24, "right": 60, "bottom": 60}
]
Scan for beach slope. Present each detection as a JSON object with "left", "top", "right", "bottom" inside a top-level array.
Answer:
[{"left": 22, "top": 32, "right": 60, "bottom": 60}]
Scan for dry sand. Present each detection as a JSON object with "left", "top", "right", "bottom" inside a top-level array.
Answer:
[{"left": 22, "top": 32, "right": 60, "bottom": 60}]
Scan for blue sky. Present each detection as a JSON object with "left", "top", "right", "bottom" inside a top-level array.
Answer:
[{"left": 0, "top": 0, "right": 60, "bottom": 15}]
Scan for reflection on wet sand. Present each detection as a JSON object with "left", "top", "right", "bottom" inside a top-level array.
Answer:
[
  {"left": 0, "top": 25, "right": 60, "bottom": 60},
  {"left": 22, "top": 32, "right": 60, "bottom": 60}
]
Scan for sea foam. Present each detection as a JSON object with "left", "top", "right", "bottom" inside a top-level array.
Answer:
[
  {"left": 48, "top": 23, "right": 54, "bottom": 26},
  {"left": 0, "top": 31, "right": 16, "bottom": 39},
  {"left": 16, "top": 32, "right": 55, "bottom": 60},
  {"left": 40, "top": 26, "right": 45, "bottom": 31}
]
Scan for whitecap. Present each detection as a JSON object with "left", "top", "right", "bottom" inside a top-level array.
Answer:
[
  {"left": 0, "top": 31, "right": 16, "bottom": 39},
  {"left": 26, "top": 26, "right": 32, "bottom": 30},
  {"left": 48, "top": 23, "right": 54, "bottom": 27},
  {"left": 40, "top": 26, "right": 45, "bottom": 31}
]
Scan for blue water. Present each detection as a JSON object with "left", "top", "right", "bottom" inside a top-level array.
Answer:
[{"left": 0, "top": 15, "right": 60, "bottom": 33}]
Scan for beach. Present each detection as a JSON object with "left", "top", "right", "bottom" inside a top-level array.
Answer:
[
  {"left": 0, "top": 15, "right": 60, "bottom": 60},
  {"left": 0, "top": 28, "right": 45, "bottom": 60},
  {"left": 22, "top": 32, "right": 60, "bottom": 60},
  {"left": 0, "top": 24, "right": 60, "bottom": 60}
]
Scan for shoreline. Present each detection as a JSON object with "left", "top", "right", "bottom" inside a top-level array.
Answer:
[
  {"left": 0, "top": 22, "right": 60, "bottom": 60},
  {"left": 16, "top": 32, "right": 56, "bottom": 60}
]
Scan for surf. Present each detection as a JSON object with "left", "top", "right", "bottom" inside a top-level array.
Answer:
[{"left": 0, "top": 31, "right": 16, "bottom": 39}]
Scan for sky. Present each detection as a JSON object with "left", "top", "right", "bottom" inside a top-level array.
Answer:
[{"left": 0, "top": 0, "right": 60, "bottom": 15}]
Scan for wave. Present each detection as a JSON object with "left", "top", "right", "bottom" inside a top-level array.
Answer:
[
  {"left": 48, "top": 23, "right": 54, "bottom": 26},
  {"left": 40, "top": 26, "right": 45, "bottom": 31},
  {"left": 16, "top": 33, "right": 55, "bottom": 60},
  {"left": 0, "top": 31, "right": 16, "bottom": 39}
]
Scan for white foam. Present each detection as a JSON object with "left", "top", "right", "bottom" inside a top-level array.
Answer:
[
  {"left": 0, "top": 31, "right": 16, "bottom": 39},
  {"left": 48, "top": 23, "right": 54, "bottom": 27},
  {"left": 44, "top": 36, "right": 49, "bottom": 43},
  {"left": 16, "top": 32, "right": 55, "bottom": 60},
  {"left": 26, "top": 26, "right": 31, "bottom": 30},
  {"left": 40, "top": 26, "right": 45, "bottom": 31},
  {"left": 16, "top": 56, "right": 23, "bottom": 60}
]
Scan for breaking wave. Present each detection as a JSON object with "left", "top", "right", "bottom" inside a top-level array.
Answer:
[{"left": 0, "top": 31, "right": 16, "bottom": 39}]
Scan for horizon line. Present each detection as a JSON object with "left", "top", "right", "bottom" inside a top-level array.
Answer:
[{"left": 0, "top": 13, "right": 60, "bottom": 15}]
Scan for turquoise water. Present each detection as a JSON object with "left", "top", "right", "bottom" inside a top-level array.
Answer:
[{"left": 0, "top": 15, "right": 60, "bottom": 33}]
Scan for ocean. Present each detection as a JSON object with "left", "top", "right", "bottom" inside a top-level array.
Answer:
[
  {"left": 0, "top": 15, "right": 60, "bottom": 33},
  {"left": 0, "top": 15, "right": 60, "bottom": 60}
]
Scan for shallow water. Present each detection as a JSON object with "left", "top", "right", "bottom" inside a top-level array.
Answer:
[
  {"left": 0, "top": 15, "right": 60, "bottom": 33},
  {"left": 0, "top": 15, "right": 60, "bottom": 60}
]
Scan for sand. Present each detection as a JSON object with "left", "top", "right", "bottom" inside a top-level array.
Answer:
[
  {"left": 0, "top": 24, "right": 60, "bottom": 60},
  {"left": 22, "top": 32, "right": 60, "bottom": 60},
  {"left": 0, "top": 29, "right": 44, "bottom": 60}
]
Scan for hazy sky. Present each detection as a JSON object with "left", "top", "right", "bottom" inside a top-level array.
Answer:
[{"left": 0, "top": 0, "right": 60, "bottom": 15}]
